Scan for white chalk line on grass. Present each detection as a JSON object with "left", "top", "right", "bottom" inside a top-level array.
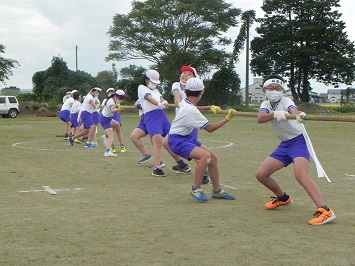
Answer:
[
  {"left": 17, "top": 187, "right": 84, "bottom": 194},
  {"left": 12, "top": 139, "right": 87, "bottom": 152},
  {"left": 344, "top": 174, "right": 355, "bottom": 180},
  {"left": 200, "top": 139, "right": 234, "bottom": 149}
]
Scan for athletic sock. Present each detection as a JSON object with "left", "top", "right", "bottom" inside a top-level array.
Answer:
[
  {"left": 319, "top": 205, "right": 330, "bottom": 211},
  {"left": 177, "top": 160, "right": 185, "bottom": 167},
  {"left": 277, "top": 193, "right": 289, "bottom": 202},
  {"left": 213, "top": 189, "right": 222, "bottom": 193}
]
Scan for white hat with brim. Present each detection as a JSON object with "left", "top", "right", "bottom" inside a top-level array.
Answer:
[
  {"left": 186, "top": 78, "right": 204, "bottom": 92},
  {"left": 115, "top": 89, "right": 128, "bottom": 98},
  {"left": 146, "top": 70, "right": 161, "bottom": 84}
]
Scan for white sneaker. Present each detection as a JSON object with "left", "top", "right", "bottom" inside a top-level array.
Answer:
[
  {"left": 101, "top": 135, "right": 108, "bottom": 146},
  {"left": 104, "top": 151, "right": 117, "bottom": 157}
]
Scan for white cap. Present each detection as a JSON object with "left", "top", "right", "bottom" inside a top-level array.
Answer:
[
  {"left": 66, "top": 91, "right": 72, "bottom": 95},
  {"left": 71, "top": 90, "right": 78, "bottom": 94},
  {"left": 186, "top": 78, "right": 204, "bottom": 91},
  {"left": 146, "top": 70, "right": 160, "bottom": 84},
  {"left": 115, "top": 89, "right": 128, "bottom": 98},
  {"left": 106, "top": 88, "right": 115, "bottom": 94},
  {"left": 91, "top": 87, "right": 102, "bottom": 92}
]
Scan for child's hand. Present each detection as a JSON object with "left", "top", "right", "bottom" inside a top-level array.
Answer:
[
  {"left": 115, "top": 103, "right": 123, "bottom": 111},
  {"left": 210, "top": 105, "right": 221, "bottom": 114},
  {"left": 225, "top": 109, "right": 236, "bottom": 121},
  {"left": 296, "top": 112, "right": 307, "bottom": 123},
  {"left": 158, "top": 101, "right": 168, "bottom": 109},
  {"left": 273, "top": 111, "right": 288, "bottom": 122}
]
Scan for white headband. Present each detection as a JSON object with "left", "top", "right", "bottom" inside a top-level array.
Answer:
[{"left": 263, "top": 78, "right": 285, "bottom": 89}]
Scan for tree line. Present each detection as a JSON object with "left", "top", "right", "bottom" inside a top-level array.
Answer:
[{"left": 1, "top": 0, "right": 354, "bottom": 106}]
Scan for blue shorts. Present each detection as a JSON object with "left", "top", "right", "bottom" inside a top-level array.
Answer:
[
  {"left": 168, "top": 134, "right": 202, "bottom": 160},
  {"left": 144, "top": 109, "right": 170, "bottom": 137},
  {"left": 100, "top": 115, "right": 113, "bottom": 130},
  {"left": 112, "top": 112, "right": 122, "bottom": 126},
  {"left": 92, "top": 112, "right": 100, "bottom": 126},
  {"left": 137, "top": 115, "right": 148, "bottom": 135},
  {"left": 270, "top": 134, "right": 310, "bottom": 166},
  {"left": 70, "top": 113, "right": 79, "bottom": 128},
  {"left": 190, "top": 128, "right": 198, "bottom": 140},
  {"left": 59, "top": 110, "right": 70, "bottom": 123},
  {"left": 81, "top": 111, "right": 95, "bottom": 129}
]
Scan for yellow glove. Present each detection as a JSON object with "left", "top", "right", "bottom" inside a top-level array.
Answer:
[
  {"left": 210, "top": 105, "right": 221, "bottom": 114},
  {"left": 115, "top": 104, "right": 124, "bottom": 112},
  {"left": 225, "top": 109, "right": 236, "bottom": 121}
]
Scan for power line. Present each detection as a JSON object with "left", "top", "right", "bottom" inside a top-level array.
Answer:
[{"left": 19, "top": 46, "right": 76, "bottom": 64}]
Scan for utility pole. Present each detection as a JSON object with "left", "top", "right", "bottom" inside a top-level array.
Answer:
[
  {"left": 75, "top": 45, "right": 78, "bottom": 71},
  {"left": 245, "top": 19, "right": 250, "bottom": 108}
]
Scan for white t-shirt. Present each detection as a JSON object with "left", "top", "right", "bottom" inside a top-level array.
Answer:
[
  {"left": 259, "top": 97, "right": 302, "bottom": 141},
  {"left": 71, "top": 100, "right": 81, "bottom": 114},
  {"left": 101, "top": 98, "right": 116, "bottom": 117},
  {"left": 135, "top": 100, "right": 144, "bottom": 117},
  {"left": 171, "top": 82, "right": 186, "bottom": 115},
  {"left": 81, "top": 93, "right": 96, "bottom": 114},
  {"left": 137, "top": 85, "right": 163, "bottom": 114},
  {"left": 61, "top": 97, "right": 74, "bottom": 111},
  {"left": 169, "top": 99, "right": 209, "bottom": 136}
]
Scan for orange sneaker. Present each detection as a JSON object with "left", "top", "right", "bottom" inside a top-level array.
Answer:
[
  {"left": 308, "top": 207, "right": 336, "bottom": 225},
  {"left": 265, "top": 196, "right": 292, "bottom": 209}
]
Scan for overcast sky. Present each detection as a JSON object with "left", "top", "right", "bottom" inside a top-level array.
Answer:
[{"left": 1, "top": 0, "right": 354, "bottom": 93}]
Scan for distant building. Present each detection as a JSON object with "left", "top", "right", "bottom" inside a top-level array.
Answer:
[
  {"left": 240, "top": 78, "right": 265, "bottom": 103},
  {"left": 327, "top": 89, "right": 343, "bottom": 103}
]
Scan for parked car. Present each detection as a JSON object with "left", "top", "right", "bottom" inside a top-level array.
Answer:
[{"left": 0, "top": 96, "right": 20, "bottom": 118}]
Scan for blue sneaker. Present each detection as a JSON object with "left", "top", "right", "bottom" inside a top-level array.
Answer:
[
  {"left": 137, "top": 155, "right": 152, "bottom": 164},
  {"left": 190, "top": 187, "right": 207, "bottom": 202},
  {"left": 68, "top": 136, "right": 74, "bottom": 146},
  {"left": 211, "top": 189, "right": 235, "bottom": 200},
  {"left": 85, "top": 143, "right": 95, "bottom": 148}
]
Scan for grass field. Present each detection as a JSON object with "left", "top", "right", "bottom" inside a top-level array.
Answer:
[{"left": 1, "top": 113, "right": 355, "bottom": 265}]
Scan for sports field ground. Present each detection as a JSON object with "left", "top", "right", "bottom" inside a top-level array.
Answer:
[{"left": 1, "top": 113, "right": 354, "bottom": 265}]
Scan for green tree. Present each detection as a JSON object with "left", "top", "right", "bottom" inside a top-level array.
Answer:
[
  {"left": 117, "top": 64, "right": 146, "bottom": 101},
  {"left": 32, "top": 56, "right": 98, "bottom": 102},
  {"left": 0, "top": 44, "right": 19, "bottom": 84},
  {"left": 340, "top": 87, "right": 355, "bottom": 106},
  {"left": 250, "top": 0, "right": 355, "bottom": 102},
  {"left": 96, "top": 63, "right": 119, "bottom": 89},
  {"left": 1, "top": 86, "right": 21, "bottom": 95},
  {"left": 202, "top": 62, "right": 241, "bottom": 106},
  {"left": 106, "top": 0, "right": 241, "bottom": 85}
]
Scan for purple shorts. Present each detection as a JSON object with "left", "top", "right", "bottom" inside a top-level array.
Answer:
[
  {"left": 93, "top": 112, "right": 100, "bottom": 125},
  {"left": 168, "top": 134, "right": 202, "bottom": 160},
  {"left": 144, "top": 109, "right": 171, "bottom": 137},
  {"left": 137, "top": 115, "right": 148, "bottom": 135},
  {"left": 112, "top": 112, "right": 122, "bottom": 125},
  {"left": 81, "top": 111, "right": 95, "bottom": 129},
  {"left": 270, "top": 134, "right": 310, "bottom": 166},
  {"left": 100, "top": 115, "right": 113, "bottom": 130},
  {"left": 190, "top": 128, "right": 198, "bottom": 140},
  {"left": 59, "top": 110, "right": 70, "bottom": 123},
  {"left": 70, "top": 113, "right": 80, "bottom": 128}
]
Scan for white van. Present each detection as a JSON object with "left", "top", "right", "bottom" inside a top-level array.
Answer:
[{"left": 0, "top": 96, "right": 20, "bottom": 118}]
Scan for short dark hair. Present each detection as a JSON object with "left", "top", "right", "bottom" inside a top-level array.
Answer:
[
  {"left": 72, "top": 91, "right": 80, "bottom": 100},
  {"left": 185, "top": 90, "right": 202, "bottom": 97}
]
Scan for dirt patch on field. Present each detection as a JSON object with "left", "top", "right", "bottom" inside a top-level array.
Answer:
[{"left": 295, "top": 102, "right": 335, "bottom": 114}]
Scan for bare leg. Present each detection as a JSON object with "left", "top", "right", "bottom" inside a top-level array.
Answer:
[
  {"left": 293, "top": 157, "right": 325, "bottom": 207},
  {"left": 255, "top": 156, "right": 285, "bottom": 196}
]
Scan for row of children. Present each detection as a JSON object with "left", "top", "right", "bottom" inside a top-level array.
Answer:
[{"left": 59, "top": 66, "right": 335, "bottom": 225}]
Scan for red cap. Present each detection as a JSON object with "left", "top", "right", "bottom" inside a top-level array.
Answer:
[{"left": 181, "top": 66, "right": 195, "bottom": 75}]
